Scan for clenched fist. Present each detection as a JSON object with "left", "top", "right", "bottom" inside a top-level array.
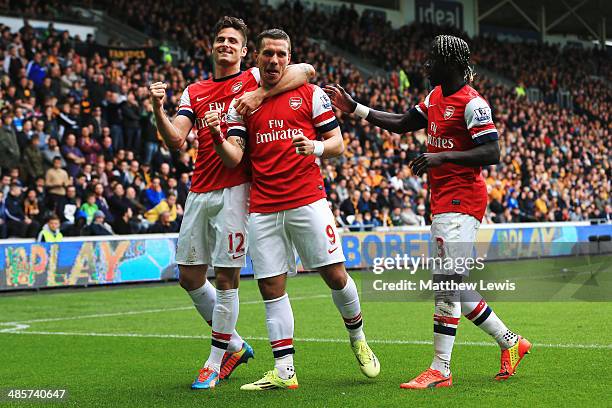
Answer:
[
  {"left": 204, "top": 110, "right": 222, "bottom": 135},
  {"left": 204, "top": 110, "right": 226, "bottom": 145},
  {"left": 149, "top": 82, "right": 167, "bottom": 110},
  {"left": 292, "top": 135, "right": 314, "bottom": 155}
]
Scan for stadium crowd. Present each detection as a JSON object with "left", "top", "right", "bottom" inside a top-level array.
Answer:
[{"left": 0, "top": 0, "right": 609, "bottom": 238}]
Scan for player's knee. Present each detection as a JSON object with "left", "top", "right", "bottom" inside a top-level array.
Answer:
[
  {"left": 319, "top": 262, "right": 348, "bottom": 290},
  {"left": 257, "top": 278, "right": 285, "bottom": 300},
  {"left": 215, "top": 267, "right": 240, "bottom": 290},
  {"left": 178, "top": 265, "right": 207, "bottom": 291},
  {"left": 178, "top": 274, "right": 197, "bottom": 291}
]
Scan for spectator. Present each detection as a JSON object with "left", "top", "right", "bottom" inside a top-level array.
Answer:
[
  {"left": 148, "top": 211, "right": 178, "bottom": 233},
  {"left": 4, "top": 183, "right": 40, "bottom": 237},
  {"left": 141, "top": 99, "right": 159, "bottom": 165},
  {"left": 125, "top": 185, "right": 147, "bottom": 216},
  {"left": 415, "top": 204, "right": 427, "bottom": 226},
  {"left": 112, "top": 206, "right": 139, "bottom": 235},
  {"left": 93, "top": 182, "right": 113, "bottom": 222},
  {"left": 105, "top": 92, "right": 125, "bottom": 150},
  {"left": 108, "top": 183, "right": 130, "bottom": 219},
  {"left": 37, "top": 214, "right": 63, "bottom": 242},
  {"left": 143, "top": 177, "right": 165, "bottom": 210},
  {"left": 61, "top": 133, "right": 86, "bottom": 178},
  {"left": 24, "top": 188, "right": 43, "bottom": 224},
  {"left": 0, "top": 111, "right": 20, "bottom": 171},
  {"left": 0, "top": 191, "right": 7, "bottom": 238},
  {"left": 362, "top": 212, "right": 375, "bottom": 231},
  {"left": 1, "top": 175, "right": 11, "bottom": 197},
  {"left": 44, "top": 156, "right": 70, "bottom": 209},
  {"left": 87, "top": 106, "right": 107, "bottom": 141},
  {"left": 350, "top": 212, "right": 365, "bottom": 231},
  {"left": 58, "top": 103, "right": 81, "bottom": 138},
  {"left": 81, "top": 210, "right": 113, "bottom": 235},
  {"left": 23, "top": 134, "right": 45, "bottom": 183},
  {"left": 391, "top": 207, "right": 404, "bottom": 226},
  {"left": 41, "top": 137, "right": 66, "bottom": 170},
  {"left": 340, "top": 190, "right": 360, "bottom": 221},
  {"left": 79, "top": 192, "right": 99, "bottom": 224},
  {"left": 144, "top": 192, "right": 183, "bottom": 224},
  {"left": 122, "top": 92, "right": 142, "bottom": 154},
  {"left": 78, "top": 127, "right": 101, "bottom": 165},
  {"left": 379, "top": 207, "right": 393, "bottom": 227},
  {"left": 57, "top": 184, "right": 79, "bottom": 231}
]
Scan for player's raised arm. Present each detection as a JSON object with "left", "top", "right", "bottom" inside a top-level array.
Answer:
[
  {"left": 324, "top": 84, "right": 427, "bottom": 134},
  {"left": 150, "top": 82, "right": 193, "bottom": 149},
  {"left": 233, "top": 63, "right": 315, "bottom": 116},
  {"left": 211, "top": 104, "right": 246, "bottom": 168}
]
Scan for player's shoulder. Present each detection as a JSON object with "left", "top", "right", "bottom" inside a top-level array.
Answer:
[
  {"left": 239, "top": 67, "right": 260, "bottom": 83},
  {"left": 461, "top": 85, "right": 488, "bottom": 105},
  {"left": 425, "top": 86, "right": 441, "bottom": 105},
  {"left": 296, "top": 82, "right": 318, "bottom": 94},
  {"left": 277, "top": 83, "right": 318, "bottom": 100},
  {"left": 185, "top": 78, "right": 213, "bottom": 94}
]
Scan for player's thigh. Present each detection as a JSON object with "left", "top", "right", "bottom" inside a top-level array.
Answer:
[
  {"left": 286, "top": 198, "right": 346, "bottom": 270},
  {"left": 176, "top": 192, "right": 212, "bottom": 266},
  {"left": 210, "top": 183, "right": 250, "bottom": 269},
  {"left": 430, "top": 212, "right": 480, "bottom": 275},
  {"left": 248, "top": 211, "right": 296, "bottom": 279}
]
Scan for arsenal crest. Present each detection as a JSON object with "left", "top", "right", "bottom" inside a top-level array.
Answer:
[
  {"left": 444, "top": 106, "right": 455, "bottom": 120},
  {"left": 232, "top": 81, "right": 243, "bottom": 93},
  {"left": 289, "top": 97, "right": 302, "bottom": 110}
]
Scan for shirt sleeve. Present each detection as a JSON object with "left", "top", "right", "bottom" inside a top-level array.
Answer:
[
  {"left": 312, "top": 86, "right": 339, "bottom": 133},
  {"left": 415, "top": 89, "right": 434, "bottom": 120},
  {"left": 177, "top": 87, "right": 195, "bottom": 123},
  {"left": 226, "top": 99, "right": 247, "bottom": 139},
  {"left": 249, "top": 67, "right": 261, "bottom": 85},
  {"left": 464, "top": 97, "right": 499, "bottom": 145}
]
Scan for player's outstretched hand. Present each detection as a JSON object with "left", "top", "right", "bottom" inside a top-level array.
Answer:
[
  {"left": 324, "top": 84, "right": 357, "bottom": 113},
  {"left": 149, "top": 82, "right": 167, "bottom": 109},
  {"left": 234, "top": 89, "right": 264, "bottom": 116},
  {"left": 292, "top": 135, "right": 314, "bottom": 155},
  {"left": 204, "top": 110, "right": 222, "bottom": 136},
  {"left": 409, "top": 152, "right": 446, "bottom": 176}
]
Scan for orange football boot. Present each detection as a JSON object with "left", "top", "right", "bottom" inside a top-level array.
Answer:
[
  {"left": 400, "top": 368, "right": 452, "bottom": 389},
  {"left": 495, "top": 336, "right": 532, "bottom": 380}
]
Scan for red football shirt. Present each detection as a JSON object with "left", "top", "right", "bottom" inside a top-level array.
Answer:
[
  {"left": 227, "top": 83, "right": 339, "bottom": 213},
  {"left": 415, "top": 84, "right": 498, "bottom": 221},
  {"left": 177, "top": 69, "right": 259, "bottom": 193}
]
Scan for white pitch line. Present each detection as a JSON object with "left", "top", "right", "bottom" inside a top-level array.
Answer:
[
  {"left": 0, "top": 323, "right": 30, "bottom": 333},
  {"left": 2, "top": 330, "right": 611, "bottom": 350},
  {"left": 0, "top": 294, "right": 330, "bottom": 325}
]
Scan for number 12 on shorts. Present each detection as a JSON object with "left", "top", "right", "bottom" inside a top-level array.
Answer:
[{"left": 228, "top": 232, "right": 245, "bottom": 255}]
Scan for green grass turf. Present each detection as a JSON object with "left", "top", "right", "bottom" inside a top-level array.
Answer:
[{"left": 1, "top": 272, "right": 611, "bottom": 407}]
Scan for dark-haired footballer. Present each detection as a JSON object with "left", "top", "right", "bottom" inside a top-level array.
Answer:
[
  {"left": 150, "top": 16, "right": 315, "bottom": 390},
  {"left": 325, "top": 35, "right": 531, "bottom": 389}
]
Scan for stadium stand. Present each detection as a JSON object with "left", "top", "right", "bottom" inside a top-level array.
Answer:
[{"left": 0, "top": 0, "right": 609, "bottom": 237}]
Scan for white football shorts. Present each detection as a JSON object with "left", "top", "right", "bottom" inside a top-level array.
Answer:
[
  {"left": 248, "top": 198, "right": 346, "bottom": 280},
  {"left": 430, "top": 212, "right": 480, "bottom": 276},
  {"left": 175, "top": 183, "right": 250, "bottom": 268}
]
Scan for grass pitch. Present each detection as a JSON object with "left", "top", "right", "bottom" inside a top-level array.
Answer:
[{"left": 1, "top": 272, "right": 611, "bottom": 407}]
